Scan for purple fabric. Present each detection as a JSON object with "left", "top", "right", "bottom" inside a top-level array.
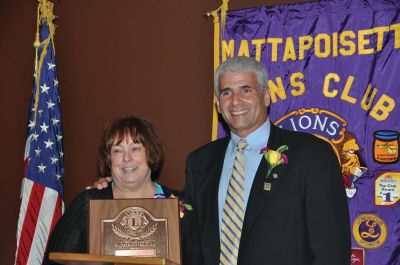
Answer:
[{"left": 217, "top": 1, "right": 400, "bottom": 264}]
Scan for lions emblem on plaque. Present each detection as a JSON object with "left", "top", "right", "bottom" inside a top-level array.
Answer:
[{"left": 102, "top": 207, "right": 168, "bottom": 257}]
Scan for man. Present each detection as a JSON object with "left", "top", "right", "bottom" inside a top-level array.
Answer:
[{"left": 184, "top": 56, "right": 350, "bottom": 265}]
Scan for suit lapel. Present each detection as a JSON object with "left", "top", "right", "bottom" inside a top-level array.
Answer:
[
  {"left": 240, "top": 125, "right": 287, "bottom": 243},
  {"left": 201, "top": 138, "right": 229, "bottom": 265}
]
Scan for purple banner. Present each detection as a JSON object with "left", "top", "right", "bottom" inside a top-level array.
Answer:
[{"left": 216, "top": 1, "right": 400, "bottom": 264}]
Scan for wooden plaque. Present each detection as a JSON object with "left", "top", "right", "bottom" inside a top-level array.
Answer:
[{"left": 89, "top": 199, "right": 181, "bottom": 265}]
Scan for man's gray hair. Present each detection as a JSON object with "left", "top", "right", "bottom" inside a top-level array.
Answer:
[{"left": 214, "top": 56, "right": 268, "bottom": 96}]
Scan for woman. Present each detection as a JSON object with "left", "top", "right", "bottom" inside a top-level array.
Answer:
[{"left": 44, "top": 116, "right": 202, "bottom": 265}]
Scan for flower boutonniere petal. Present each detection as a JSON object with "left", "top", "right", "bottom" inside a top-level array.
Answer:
[
  {"left": 169, "top": 194, "right": 193, "bottom": 218},
  {"left": 260, "top": 145, "right": 289, "bottom": 178}
]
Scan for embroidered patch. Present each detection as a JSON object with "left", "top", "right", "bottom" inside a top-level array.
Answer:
[
  {"left": 375, "top": 172, "right": 400, "bottom": 206},
  {"left": 352, "top": 214, "right": 387, "bottom": 249},
  {"left": 351, "top": 248, "right": 365, "bottom": 265}
]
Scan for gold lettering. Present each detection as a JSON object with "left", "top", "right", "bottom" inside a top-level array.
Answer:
[
  {"left": 315, "top": 33, "right": 331, "bottom": 58},
  {"left": 283, "top": 37, "right": 296, "bottom": 61},
  {"left": 361, "top": 84, "right": 378, "bottom": 111},
  {"left": 267, "top": 38, "right": 283, "bottom": 62},
  {"left": 358, "top": 29, "right": 374, "bottom": 54},
  {"left": 339, "top": 31, "right": 356, "bottom": 56},
  {"left": 323, "top": 73, "right": 340, "bottom": 98},
  {"left": 374, "top": 26, "right": 389, "bottom": 51},
  {"left": 299, "top": 35, "right": 313, "bottom": 60},
  {"left": 340, "top": 76, "right": 357, "bottom": 104},
  {"left": 222, "top": 40, "right": 235, "bottom": 62},
  {"left": 268, "top": 77, "right": 287, "bottom": 103},
  {"left": 290, "top": 72, "right": 305, "bottom": 96},
  {"left": 252, "top": 39, "right": 266, "bottom": 61},
  {"left": 332, "top": 32, "right": 339, "bottom": 57},
  {"left": 390, "top": 23, "right": 400, "bottom": 48},
  {"left": 370, "top": 94, "right": 395, "bottom": 121},
  {"left": 238, "top": 40, "right": 250, "bottom": 57}
]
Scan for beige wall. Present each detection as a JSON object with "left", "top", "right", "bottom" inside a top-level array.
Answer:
[{"left": 0, "top": 0, "right": 311, "bottom": 263}]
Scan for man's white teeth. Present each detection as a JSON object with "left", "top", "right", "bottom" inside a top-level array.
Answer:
[{"left": 231, "top": 110, "right": 247, "bottom": 115}]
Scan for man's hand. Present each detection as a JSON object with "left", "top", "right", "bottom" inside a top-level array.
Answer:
[{"left": 85, "top": 176, "right": 113, "bottom": 190}]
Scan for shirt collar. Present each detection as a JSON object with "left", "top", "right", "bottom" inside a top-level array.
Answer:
[
  {"left": 230, "top": 119, "right": 271, "bottom": 150},
  {"left": 153, "top": 182, "right": 165, "bottom": 198}
]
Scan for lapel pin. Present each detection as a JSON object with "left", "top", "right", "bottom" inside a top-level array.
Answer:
[
  {"left": 264, "top": 182, "right": 272, "bottom": 191},
  {"left": 272, "top": 173, "right": 278, "bottom": 179}
]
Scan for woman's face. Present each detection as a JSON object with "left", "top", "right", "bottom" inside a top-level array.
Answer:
[{"left": 109, "top": 135, "right": 151, "bottom": 189}]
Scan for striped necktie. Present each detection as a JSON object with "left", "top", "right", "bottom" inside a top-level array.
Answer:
[{"left": 220, "top": 139, "right": 248, "bottom": 265}]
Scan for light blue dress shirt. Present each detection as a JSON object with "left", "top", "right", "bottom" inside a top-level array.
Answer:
[{"left": 218, "top": 120, "right": 271, "bottom": 235}]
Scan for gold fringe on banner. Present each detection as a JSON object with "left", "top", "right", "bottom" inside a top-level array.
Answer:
[
  {"left": 33, "top": 0, "right": 57, "bottom": 125},
  {"left": 220, "top": 0, "right": 229, "bottom": 29},
  {"left": 211, "top": 10, "right": 220, "bottom": 141}
]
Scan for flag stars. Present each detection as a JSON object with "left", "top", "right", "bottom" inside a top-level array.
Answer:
[
  {"left": 35, "top": 147, "right": 42, "bottom": 157},
  {"left": 52, "top": 117, "right": 60, "bottom": 125},
  {"left": 50, "top": 155, "right": 59, "bottom": 165},
  {"left": 31, "top": 132, "right": 39, "bottom": 141},
  {"left": 44, "top": 138, "right": 54, "bottom": 149},
  {"left": 53, "top": 79, "right": 58, "bottom": 87},
  {"left": 47, "top": 62, "right": 56, "bottom": 70},
  {"left": 28, "top": 120, "right": 35, "bottom": 129},
  {"left": 38, "top": 109, "right": 44, "bottom": 116},
  {"left": 40, "top": 122, "right": 49, "bottom": 133},
  {"left": 59, "top": 151, "right": 64, "bottom": 158},
  {"left": 38, "top": 163, "right": 47, "bottom": 173},
  {"left": 46, "top": 99, "right": 55, "bottom": 110},
  {"left": 40, "top": 83, "right": 50, "bottom": 94},
  {"left": 56, "top": 134, "right": 63, "bottom": 142},
  {"left": 55, "top": 174, "right": 62, "bottom": 181}
]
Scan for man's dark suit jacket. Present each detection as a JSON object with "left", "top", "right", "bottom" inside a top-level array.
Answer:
[{"left": 185, "top": 124, "right": 351, "bottom": 265}]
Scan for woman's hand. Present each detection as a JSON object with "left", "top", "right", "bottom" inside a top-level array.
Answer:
[{"left": 85, "top": 176, "right": 113, "bottom": 190}]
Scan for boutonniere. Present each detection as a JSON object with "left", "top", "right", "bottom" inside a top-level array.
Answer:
[
  {"left": 260, "top": 145, "right": 289, "bottom": 178},
  {"left": 169, "top": 195, "right": 193, "bottom": 218}
]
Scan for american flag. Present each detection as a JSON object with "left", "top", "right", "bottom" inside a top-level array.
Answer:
[{"left": 14, "top": 1, "right": 64, "bottom": 265}]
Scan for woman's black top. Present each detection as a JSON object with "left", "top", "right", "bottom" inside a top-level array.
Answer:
[{"left": 43, "top": 184, "right": 204, "bottom": 265}]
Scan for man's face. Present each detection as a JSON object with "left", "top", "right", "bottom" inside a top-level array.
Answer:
[{"left": 216, "top": 71, "right": 271, "bottom": 138}]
